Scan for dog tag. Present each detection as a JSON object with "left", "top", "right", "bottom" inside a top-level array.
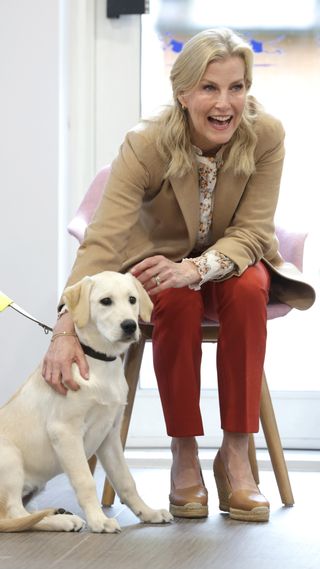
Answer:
[{"left": 0, "top": 291, "right": 13, "bottom": 312}]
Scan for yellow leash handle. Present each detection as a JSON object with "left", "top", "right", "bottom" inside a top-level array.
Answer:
[{"left": 0, "top": 291, "right": 13, "bottom": 312}]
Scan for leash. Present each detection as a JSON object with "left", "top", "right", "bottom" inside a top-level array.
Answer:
[
  {"left": 1, "top": 292, "right": 116, "bottom": 361},
  {"left": 0, "top": 291, "right": 53, "bottom": 334}
]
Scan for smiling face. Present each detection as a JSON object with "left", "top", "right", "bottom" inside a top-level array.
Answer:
[{"left": 178, "top": 56, "right": 247, "bottom": 155}]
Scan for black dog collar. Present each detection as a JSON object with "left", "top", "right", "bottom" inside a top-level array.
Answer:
[{"left": 80, "top": 342, "right": 116, "bottom": 362}]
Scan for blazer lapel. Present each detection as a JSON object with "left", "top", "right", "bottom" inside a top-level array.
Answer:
[
  {"left": 212, "top": 169, "right": 248, "bottom": 242},
  {"left": 170, "top": 168, "right": 200, "bottom": 248}
]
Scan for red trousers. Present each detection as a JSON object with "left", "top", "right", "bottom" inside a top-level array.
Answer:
[{"left": 151, "top": 262, "right": 271, "bottom": 436}]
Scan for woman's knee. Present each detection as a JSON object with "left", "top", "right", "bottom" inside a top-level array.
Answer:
[
  {"left": 152, "top": 286, "right": 204, "bottom": 326},
  {"left": 235, "top": 264, "right": 269, "bottom": 298},
  {"left": 215, "top": 263, "right": 270, "bottom": 313}
]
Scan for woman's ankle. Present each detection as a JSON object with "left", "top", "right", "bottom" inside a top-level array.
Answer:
[
  {"left": 171, "top": 436, "right": 198, "bottom": 454},
  {"left": 221, "top": 433, "right": 249, "bottom": 461},
  {"left": 219, "top": 432, "right": 257, "bottom": 490},
  {"left": 170, "top": 437, "right": 204, "bottom": 488}
]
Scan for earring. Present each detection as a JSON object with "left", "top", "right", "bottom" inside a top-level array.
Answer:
[{"left": 181, "top": 104, "right": 187, "bottom": 111}]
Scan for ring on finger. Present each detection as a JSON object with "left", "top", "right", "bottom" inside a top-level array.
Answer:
[{"left": 153, "top": 274, "right": 161, "bottom": 287}]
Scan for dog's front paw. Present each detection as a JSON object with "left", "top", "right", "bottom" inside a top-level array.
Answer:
[
  {"left": 88, "top": 514, "right": 121, "bottom": 534},
  {"left": 139, "top": 508, "right": 173, "bottom": 524}
]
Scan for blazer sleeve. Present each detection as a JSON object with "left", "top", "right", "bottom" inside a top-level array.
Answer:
[
  {"left": 208, "top": 116, "right": 285, "bottom": 275},
  {"left": 64, "top": 130, "right": 154, "bottom": 289}
]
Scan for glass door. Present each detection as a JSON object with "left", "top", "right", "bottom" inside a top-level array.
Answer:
[{"left": 130, "top": 0, "right": 320, "bottom": 449}]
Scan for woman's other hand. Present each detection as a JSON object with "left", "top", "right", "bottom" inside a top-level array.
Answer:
[{"left": 131, "top": 255, "right": 201, "bottom": 294}]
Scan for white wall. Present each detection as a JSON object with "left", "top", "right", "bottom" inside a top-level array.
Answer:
[
  {"left": 0, "top": 0, "right": 60, "bottom": 403},
  {"left": 0, "top": 0, "right": 141, "bottom": 405},
  {"left": 95, "top": 2, "right": 141, "bottom": 168}
]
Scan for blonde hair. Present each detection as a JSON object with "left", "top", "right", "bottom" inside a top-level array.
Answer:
[{"left": 152, "top": 28, "right": 260, "bottom": 178}]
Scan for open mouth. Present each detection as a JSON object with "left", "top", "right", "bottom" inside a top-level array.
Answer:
[{"left": 208, "top": 115, "right": 232, "bottom": 126}]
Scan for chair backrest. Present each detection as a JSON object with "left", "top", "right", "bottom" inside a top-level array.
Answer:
[
  {"left": 67, "top": 165, "right": 307, "bottom": 321},
  {"left": 275, "top": 226, "right": 306, "bottom": 273},
  {"left": 67, "top": 165, "right": 111, "bottom": 243}
]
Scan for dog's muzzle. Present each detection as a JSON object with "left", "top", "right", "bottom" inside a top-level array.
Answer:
[{"left": 121, "top": 319, "right": 137, "bottom": 338}]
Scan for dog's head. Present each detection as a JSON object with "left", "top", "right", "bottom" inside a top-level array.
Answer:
[{"left": 62, "top": 271, "right": 153, "bottom": 354}]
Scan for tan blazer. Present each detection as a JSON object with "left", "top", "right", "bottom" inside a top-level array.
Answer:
[{"left": 66, "top": 112, "right": 315, "bottom": 311}]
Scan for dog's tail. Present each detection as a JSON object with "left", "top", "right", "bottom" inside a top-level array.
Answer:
[{"left": 0, "top": 508, "right": 55, "bottom": 532}]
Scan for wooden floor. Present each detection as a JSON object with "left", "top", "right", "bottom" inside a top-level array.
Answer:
[{"left": 1, "top": 464, "right": 319, "bottom": 569}]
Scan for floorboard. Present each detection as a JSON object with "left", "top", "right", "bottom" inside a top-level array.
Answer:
[{"left": 0, "top": 466, "right": 319, "bottom": 569}]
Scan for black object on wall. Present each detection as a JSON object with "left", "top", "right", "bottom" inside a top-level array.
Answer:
[{"left": 107, "top": 0, "right": 148, "bottom": 18}]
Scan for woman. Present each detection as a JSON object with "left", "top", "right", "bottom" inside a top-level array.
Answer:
[{"left": 43, "top": 28, "right": 315, "bottom": 522}]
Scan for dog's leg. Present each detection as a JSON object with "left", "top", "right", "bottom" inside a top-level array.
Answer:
[
  {"left": 48, "top": 425, "right": 121, "bottom": 533},
  {"left": 97, "top": 421, "right": 172, "bottom": 524},
  {"left": 0, "top": 438, "right": 85, "bottom": 532},
  {"left": 0, "top": 440, "right": 31, "bottom": 525}
]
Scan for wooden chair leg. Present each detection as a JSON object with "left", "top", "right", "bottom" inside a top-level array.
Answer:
[
  {"left": 248, "top": 434, "right": 260, "bottom": 485},
  {"left": 101, "top": 336, "right": 147, "bottom": 506},
  {"left": 88, "top": 455, "right": 98, "bottom": 475},
  {"left": 260, "top": 371, "right": 294, "bottom": 506}
]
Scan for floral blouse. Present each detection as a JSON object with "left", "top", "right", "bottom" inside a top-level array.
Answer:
[{"left": 184, "top": 147, "right": 235, "bottom": 290}]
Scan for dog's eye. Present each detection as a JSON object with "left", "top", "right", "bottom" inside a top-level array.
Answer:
[
  {"left": 100, "top": 297, "right": 112, "bottom": 306},
  {"left": 129, "top": 296, "right": 137, "bottom": 305}
]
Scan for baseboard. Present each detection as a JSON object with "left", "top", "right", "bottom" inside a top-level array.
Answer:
[{"left": 123, "top": 448, "right": 320, "bottom": 472}]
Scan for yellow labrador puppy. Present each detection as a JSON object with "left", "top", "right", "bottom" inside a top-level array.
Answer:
[{"left": 0, "top": 271, "right": 172, "bottom": 533}]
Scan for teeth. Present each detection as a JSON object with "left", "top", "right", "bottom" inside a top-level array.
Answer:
[{"left": 210, "top": 115, "right": 231, "bottom": 121}]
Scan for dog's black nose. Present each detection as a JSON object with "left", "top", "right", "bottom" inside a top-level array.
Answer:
[{"left": 121, "top": 319, "right": 137, "bottom": 336}]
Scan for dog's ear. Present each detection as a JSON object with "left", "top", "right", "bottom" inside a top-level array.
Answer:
[
  {"left": 131, "top": 276, "right": 153, "bottom": 323},
  {"left": 62, "top": 276, "right": 94, "bottom": 328}
]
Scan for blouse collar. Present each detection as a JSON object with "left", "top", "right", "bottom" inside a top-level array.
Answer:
[{"left": 192, "top": 145, "right": 225, "bottom": 169}]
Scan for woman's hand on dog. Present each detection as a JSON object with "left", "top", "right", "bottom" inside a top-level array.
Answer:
[{"left": 42, "top": 312, "right": 89, "bottom": 395}]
